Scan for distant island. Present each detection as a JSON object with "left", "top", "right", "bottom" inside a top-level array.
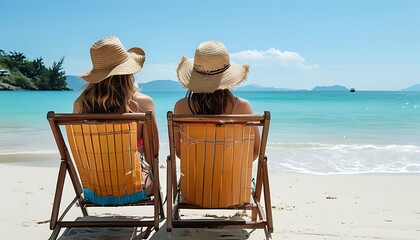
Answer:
[
  {"left": 402, "top": 84, "right": 420, "bottom": 91},
  {"left": 311, "top": 85, "right": 349, "bottom": 91}
]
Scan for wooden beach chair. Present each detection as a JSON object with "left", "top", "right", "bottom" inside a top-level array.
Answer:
[
  {"left": 166, "top": 111, "right": 273, "bottom": 237},
  {"left": 47, "top": 111, "right": 164, "bottom": 240}
]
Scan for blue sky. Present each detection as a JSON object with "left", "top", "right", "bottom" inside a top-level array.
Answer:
[{"left": 1, "top": 0, "right": 419, "bottom": 90}]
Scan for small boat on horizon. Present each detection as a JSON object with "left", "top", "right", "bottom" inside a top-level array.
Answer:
[{"left": 350, "top": 88, "right": 356, "bottom": 92}]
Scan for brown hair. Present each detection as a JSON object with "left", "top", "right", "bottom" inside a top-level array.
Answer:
[
  {"left": 79, "top": 74, "right": 136, "bottom": 113},
  {"left": 187, "top": 89, "right": 235, "bottom": 114}
]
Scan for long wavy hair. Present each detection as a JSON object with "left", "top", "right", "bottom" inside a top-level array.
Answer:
[
  {"left": 187, "top": 89, "right": 235, "bottom": 114},
  {"left": 79, "top": 74, "right": 137, "bottom": 113}
]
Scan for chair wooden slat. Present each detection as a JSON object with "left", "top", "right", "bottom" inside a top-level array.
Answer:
[
  {"left": 98, "top": 124, "right": 112, "bottom": 197},
  {"left": 218, "top": 125, "right": 232, "bottom": 208},
  {"left": 194, "top": 124, "right": 205, "bottom": 206},
  {"left": 104, "top": 124, "right": 118, "bottom": 197},
  {"left": 212, "top": 125, "right": 224, "bottom": 208},
  {"left": 240, "top": 126, "right": 254, "bottom": 204}
]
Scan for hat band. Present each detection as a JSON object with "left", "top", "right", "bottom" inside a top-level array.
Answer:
[{"left": 195, "top": 64, "right": 230, "bottom": 76}]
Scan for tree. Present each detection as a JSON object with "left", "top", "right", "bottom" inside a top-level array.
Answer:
[
  {"left": 48, "top": 57, "right": 67, "bottom": 90},
  {"left": 8, "top": 51, "right": 26, "bottom": 64},
  {"left": 26, "top": 57, "right": 47, "bottom": 87}
]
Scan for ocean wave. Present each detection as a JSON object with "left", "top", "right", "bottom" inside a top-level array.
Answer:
[
  {"left": 266, "top": 142, "right": 420, "bottom": 174},
  {"left": 269, "top": 142, "right": 420, "bottom": 151},
  {"left": 0, "top": 150, "right": 58, "bottom": 156}
]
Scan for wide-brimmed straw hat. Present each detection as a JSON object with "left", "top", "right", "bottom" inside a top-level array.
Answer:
[
  {"left": 80, "top": 36, "right": 146, "bottom": 83},
  {"left": 177, "top": 40, "right": 249, "bottom": 93}
]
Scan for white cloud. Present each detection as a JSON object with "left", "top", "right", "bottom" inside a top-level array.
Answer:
[{"left": 231, "top": 48, "right": 314, "bottom": 69}]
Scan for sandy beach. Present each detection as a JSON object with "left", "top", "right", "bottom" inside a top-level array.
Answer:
[{"left": 1, "top": 153, "right": 420, "bottom": 240}]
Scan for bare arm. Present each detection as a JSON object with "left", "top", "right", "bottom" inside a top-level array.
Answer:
[
  {"left": 73, "top": 97, "right": 82, "bottom": 113},
  {"left": 173, "top": 98, "right": 190, "bottom": 157},
  {"left": 133, "top": 93, "right": 160, "bottom": 159},
  {"left": 231, "top": 98, "right": 260, "bottom": 161}
]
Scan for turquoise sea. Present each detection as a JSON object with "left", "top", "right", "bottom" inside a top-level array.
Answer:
[{"left": 1, "top": 90, "right": 419, "bottom": 174}]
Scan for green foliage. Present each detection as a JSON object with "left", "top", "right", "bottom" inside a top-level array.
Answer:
[
  {"left": 48, "top": 57, "right": 66, "bottom": 90},
  {"left": 0, "top": 50, "right": 67, "bottom": 90},
  {"left": 9, "top": 72, "right": 37, "bottom": 89}
]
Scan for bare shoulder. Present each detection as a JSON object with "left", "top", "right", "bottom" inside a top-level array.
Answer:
[
  {"left": 133, "top": 92, "right": 155, "bottom": 107},
  {"left": 174, "top": 97, "right": 188, "bottom": 107},
  {"left": 232, "top": 96, "right": 254, "bottom": 114},
  {"left": 174, "top": 97, "right": 191, "bottom": 114},
  {"left": 133, "top": 92, "right": 153, "bottom": 103},
  {"left": 235, "top": 96, "right": 251, "bottom": 105},
  {"left": 132, "top": 92, "right": 155, "bottom": 112}
]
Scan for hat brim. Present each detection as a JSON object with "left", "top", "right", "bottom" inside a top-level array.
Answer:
[
  {"left": 80, "top": 47, "right": 146, "bottom": 83},
  {"left": 177, "top": 57, "right": 249, "bottom": 93}
]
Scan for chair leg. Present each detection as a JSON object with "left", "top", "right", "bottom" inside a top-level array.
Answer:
[
  {"left": 48, "top": 225, "right": 61, "bottom": 240},
  {"left": 252, "top": 158, "right": 264, "bottom": 221},
  {"left": 137, "top": 226, "right": 153, "bottom": 239},
  {"left": 159, "top": 190, "right": 165, "bottom": 219},
  {"left": 50, "top": 161, "right": 67, "bottom": 230},
  {"left": 166, "top": 156, "right": 173, "bottom": 233},
  {"left": 174, "top": 203, "right": 180, "bottom": 220},
  {"left": 76, "top": 199, "right": 89, "bottom": 217},
  {"left": 153, "top": 163, "right": 160, "bottom": 231},
  {"left": 81, "top": 204, "right": 88, "bottom": 217},
  {"left": 262, "top": 158, "right": 274, "bottom": 233},
  {"left": 264, "top": 225, "right": 272, "bottom": 240}
]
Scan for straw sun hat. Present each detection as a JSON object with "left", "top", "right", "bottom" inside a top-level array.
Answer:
[
  {"left": 177, "top": 40, "right": 249, "bottom": 93},
  {"left": 80, "top": 36, "right": 145, "bottom": 83}
]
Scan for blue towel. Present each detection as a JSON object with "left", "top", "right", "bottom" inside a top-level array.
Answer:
[{"left": 83, "top": 188, "right": 148, "bottom": 205}]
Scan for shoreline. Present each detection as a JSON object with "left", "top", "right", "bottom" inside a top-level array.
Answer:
[
  {"left": 2, "top": 152, "right": 420, "bottom": 175},
  {"left": 1, "top": 157, "right": 420, "bottom": 239}
]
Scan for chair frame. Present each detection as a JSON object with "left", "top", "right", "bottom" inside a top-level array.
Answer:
[
  {"left": 47, "top": 111, "right": 165, "bottom": 240},
  {"left": 166, "top": 111, "right": 273, "bottom": 237}
]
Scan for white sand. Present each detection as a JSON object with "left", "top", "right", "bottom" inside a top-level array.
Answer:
[{"left": 1, "top": 153, "right": 420, "bottom": 239}]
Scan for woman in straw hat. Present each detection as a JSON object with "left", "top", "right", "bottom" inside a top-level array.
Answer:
[
  {"left": 174, "top": 40, "right": 260, "bottom": 160},
  {"left": 73, "top": 36, "right": 158, "bottom": 195}
]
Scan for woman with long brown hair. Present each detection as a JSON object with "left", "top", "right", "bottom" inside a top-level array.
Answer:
[{"left": 74, "top": 36, "right": 158, "bottom": 195}]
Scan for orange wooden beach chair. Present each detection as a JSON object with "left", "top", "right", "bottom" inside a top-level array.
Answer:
[
  {"left": 166, "top": 111, "right": 273, "bottom": 237},
  {"left": 47, "top": 111, "right": 164, "bottom": 240}
]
